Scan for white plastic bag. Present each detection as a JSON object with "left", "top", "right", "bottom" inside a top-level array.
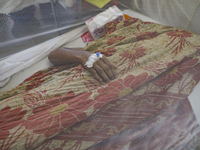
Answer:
[{"left": 85, "top": 5, "right": 124, "bottom": 40}]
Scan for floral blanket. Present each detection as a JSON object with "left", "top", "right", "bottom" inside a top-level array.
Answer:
[{"left": 1, "top": 17, "right": 200, "bottom": 150}]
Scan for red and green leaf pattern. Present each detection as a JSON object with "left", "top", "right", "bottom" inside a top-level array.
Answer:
[
  {"left": 119, "top": 46, "right": 147, "bottom": 74},
  {"left": 166, "top": 30, "right": 193, "bottom": 56}
]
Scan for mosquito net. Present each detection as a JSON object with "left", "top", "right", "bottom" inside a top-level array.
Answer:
[
  {"left": 0, "top": 0, "right": 200, "bottom": 150},
  {"left": 0, "top": 0, "right": 127, "bottom": 59}
]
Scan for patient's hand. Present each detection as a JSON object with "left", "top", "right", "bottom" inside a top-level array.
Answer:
[
  {"left": 79, "top": 51, "right": 118, "bottom": 83},
  {"left": 48, "top": 47, "right": 118, "bottom": 82}
]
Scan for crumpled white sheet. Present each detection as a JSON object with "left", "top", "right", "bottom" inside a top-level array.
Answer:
[
  {"left": 0, "top": 25, "right": 88, "bottom": 87},
  {"left": 0, "top": 77, "right": 11, "bottom": 88}
]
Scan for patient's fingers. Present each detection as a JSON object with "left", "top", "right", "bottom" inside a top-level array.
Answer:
[
  {"left": 87, "top": 68, "right": 102, "bottom": 82},
  {"left": 97, "top": 61, "right": 115, "bottom": 80},
  {"left": 93, "top": 63, "right": 110, "bottom": 83},
  {"left": 102, "top": 56, "right": 118, "bottom": 78}
]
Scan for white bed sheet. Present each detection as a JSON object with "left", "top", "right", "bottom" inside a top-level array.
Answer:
[{"left": 0, "top": 9, "right": 200, "bottom": 125}]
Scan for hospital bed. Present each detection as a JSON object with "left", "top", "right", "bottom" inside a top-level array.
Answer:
[
  {"left": 1, "top": 9, "right": 200, "bottom": 123},
  {"left": 0, "top": 2, "right": 200, "bottom": 149}
]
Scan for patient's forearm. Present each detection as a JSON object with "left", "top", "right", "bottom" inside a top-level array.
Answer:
[{"left": 48, "top": 47, "right": 89, "bottom": 66}]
